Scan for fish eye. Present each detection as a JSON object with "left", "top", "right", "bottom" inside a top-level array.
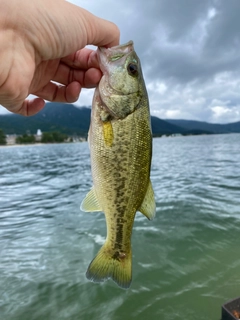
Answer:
[{"left": 127, "top": 63, "right": 138, "bottom": 77}]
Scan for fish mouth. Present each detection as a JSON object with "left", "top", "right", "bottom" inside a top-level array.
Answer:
[{"left": 97, "top": 41, "right": 134, "bottom": 73}]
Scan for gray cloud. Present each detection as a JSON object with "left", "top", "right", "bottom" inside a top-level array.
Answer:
[
  {"left": 1, "top": 0, "right": 240, "bottom": 123},
  {"left": 70, "top": 0, "right": 240, "bottom": 123}
]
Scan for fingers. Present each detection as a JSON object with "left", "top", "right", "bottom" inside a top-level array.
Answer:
[
  {"left": 33, "top": 81, "right": 82, "bottom": 104},
  {"left": 7, "top": 80, "right": 81, "bottom": 116},
  {"left": 19, "top": 98, "right": 46, "bottom": 116},
  {"left": 81, "top": 68, "right": 102, "bottom": 88},
  {"left": 64, "top": 3, "right": 120, "bottom": 49},
  {"left": 28, "top": 49, "right": 102, "bottom": 108},
  {"left": 33, "top": 0, "right": 120, "bottom": 60},
  {"left": 85, "top": 14, "right": 120, "bottom": 48},
  {"left": 50, "top": 49, "right": 102, "bottom": 88},
  {"left": 53, "top": 64, "right": 102, "bottom": 88},
  {"left": 61, "top": 48, "right": 99, "bottom": 69},
  {"left": 52, "top": 48, "right": 102, "bottom": 88},
  {"left": 17, "top": 81, "right": 81, "bottom": 116}
]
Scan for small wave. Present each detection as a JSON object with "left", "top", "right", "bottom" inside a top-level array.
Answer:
[{"left": 87, "top": 233, "right": 105, "bottom": 245}]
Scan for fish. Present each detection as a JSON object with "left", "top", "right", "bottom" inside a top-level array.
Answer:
[{"left": 81, "top": 40, "right": 156, "bottom": 289}]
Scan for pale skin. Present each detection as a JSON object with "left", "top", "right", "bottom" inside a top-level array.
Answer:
[{"left": 0, "top": 0, "right": 120, "bottom": 116}]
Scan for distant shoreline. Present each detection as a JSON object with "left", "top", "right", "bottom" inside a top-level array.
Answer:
[
  {"left": 1, "top": 132, "right": 239, "bottom": 148},
  {"left": 0, "top": 141, "right": 86, "bottom": 148}
]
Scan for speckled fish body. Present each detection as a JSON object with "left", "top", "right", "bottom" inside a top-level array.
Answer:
[{"left": 81, "top": 41, "right": 155, "bottom": 289}]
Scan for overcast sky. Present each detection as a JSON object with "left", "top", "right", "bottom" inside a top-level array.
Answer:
[{"left": 2, "top": 0, "right": 240, "bottom": 123}]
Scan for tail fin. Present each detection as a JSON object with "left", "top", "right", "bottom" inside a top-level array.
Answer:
[{"left": 86, "top": 242, "right": 132, "bottom": 289}]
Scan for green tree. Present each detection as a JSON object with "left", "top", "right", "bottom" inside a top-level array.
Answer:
[
  {"left": 41, "top": 131, "right": 68, "bottom": 143},
  {"left": 16, "top": 134, "right": 35, "bottom": 144},
  {"left": 41, "top": 132, "right": 54, "bottom": 143},
  {"left": 0, "top": 129, "right": 6, "bottom": 145}
]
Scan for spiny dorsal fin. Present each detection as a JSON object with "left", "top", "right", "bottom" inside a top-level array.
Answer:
[
  {"left": 80, "top": 188, "right": 102, "bottom": 212},
  {"left": 138, "top": 180, "right": 156, "bottom": 220}
]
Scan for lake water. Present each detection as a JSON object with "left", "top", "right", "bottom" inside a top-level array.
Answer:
[{"left": 0, "top": 134, "right": 240, "bottom": 320}]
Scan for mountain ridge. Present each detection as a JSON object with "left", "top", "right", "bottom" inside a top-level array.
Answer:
[
  {"left": 0, "top": 102, "right": 240, "bottom": 136},
  {"left": 164, "top": 119, "right": 240, "bottom": 134}
]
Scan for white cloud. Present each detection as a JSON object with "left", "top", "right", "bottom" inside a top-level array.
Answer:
[
  {"left": 210, "top": 105, "right": 240, "bottom": 123},
  {"left": 147, "top": 81, "right": 167, "bottom": 95},
  {"left": 0, "top": 106, "right": 11, "bottom": 115},
  {"left": 208, "top": 7, "right": 217, "bottom": 19},
  {"left": 75, "top": 88, "right": 94, "bottom": 107}
]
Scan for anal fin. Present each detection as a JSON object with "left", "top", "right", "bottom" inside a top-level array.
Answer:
[
  {"left": 138, "top": 180, "right": 156, "bottom": 220},
  {"left": 80, "top": 187, "right": 102, "bottom": 212}
]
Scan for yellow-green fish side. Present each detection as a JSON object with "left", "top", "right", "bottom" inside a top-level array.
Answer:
[{"left": 81, "top": 41, "right": 155, "bottom": 289}]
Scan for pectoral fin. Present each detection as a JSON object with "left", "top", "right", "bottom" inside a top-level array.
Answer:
[
  {"left": 138, "top": 180, "right": 156, "bottom": 220},
  {"left": 80, "top": 188, "right": 102, "bottom": 212}
]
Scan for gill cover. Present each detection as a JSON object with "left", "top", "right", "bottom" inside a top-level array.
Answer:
[{"left": 97, "top": 41, "right": 143, "bottom": 119}]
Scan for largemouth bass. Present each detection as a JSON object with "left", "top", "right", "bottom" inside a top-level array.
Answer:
[{"left": 81, "top": 41, "right": 155, "bottom": 289}]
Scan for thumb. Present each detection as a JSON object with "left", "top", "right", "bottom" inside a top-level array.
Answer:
[{"left": 30, "top": 0, "right": 120, "bottom": 60}]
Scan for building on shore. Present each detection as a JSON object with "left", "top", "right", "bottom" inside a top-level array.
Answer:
[
  {"left": 35, "top": 129, "right": 42, "bottom": 142},
  {"left": 6, "top": 134, "right": 17, "bottom": 145}
]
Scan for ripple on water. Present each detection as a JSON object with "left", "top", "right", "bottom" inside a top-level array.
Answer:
[{"left": 0, "top": 136, "right": 240, "bottom": 320}]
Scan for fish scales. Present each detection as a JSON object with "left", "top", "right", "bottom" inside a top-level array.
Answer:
[
  {"left": 81, "top": 41, "right": 156, "bottom": 289},
  {"left": 90, "top": 98, "right": 151, "bottom": 247}
]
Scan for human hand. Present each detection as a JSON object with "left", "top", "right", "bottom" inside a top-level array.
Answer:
[{"left": 0, "top": 0, "right": 119, "bottom": 116}]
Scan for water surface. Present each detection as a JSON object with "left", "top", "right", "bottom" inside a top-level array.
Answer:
[{"left": 1, "top": 134, "right": 240, "bottom": 320}]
